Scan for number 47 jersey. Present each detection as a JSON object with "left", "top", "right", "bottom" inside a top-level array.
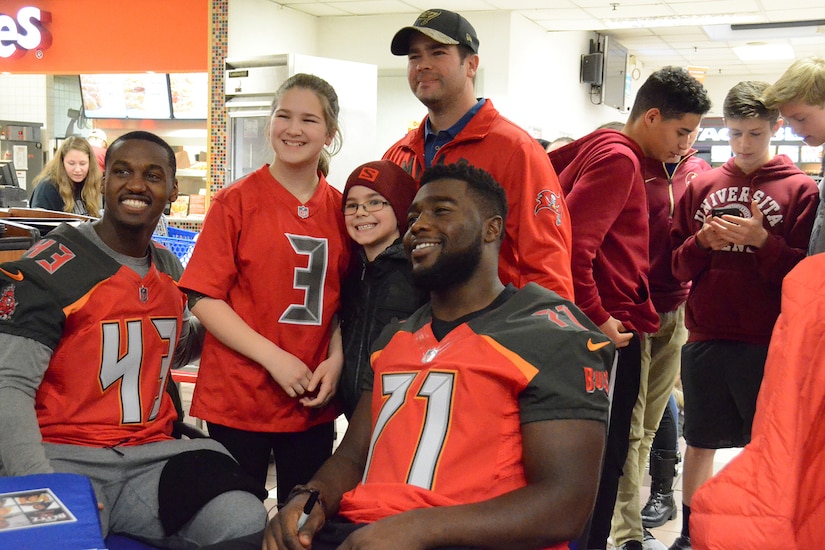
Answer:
[
  {"left": 339, "top": 283, "right": 612, "bottom": 525},
  {"left": 0, "top": 224, "right": 185, "bottom": 447}
]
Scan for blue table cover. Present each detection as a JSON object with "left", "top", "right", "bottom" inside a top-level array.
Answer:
[{"left": 0, "top": 472, "right": 105, "bottom": 549}]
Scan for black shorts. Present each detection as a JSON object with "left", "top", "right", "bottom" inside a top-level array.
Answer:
[{"left": 681, "top": 340, "right": 767, "bottom": 449}]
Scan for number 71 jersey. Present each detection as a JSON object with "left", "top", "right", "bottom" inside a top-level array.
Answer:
[{"left": 339, "top": 283, "right": 612, "bottom": 524}]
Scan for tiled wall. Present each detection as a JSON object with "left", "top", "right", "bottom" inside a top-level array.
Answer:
[
  {"left": 170, "top": 0, "right": 226, "bottom": 232},
  {"left": 1, "top": 74, "right": 86, "bottom": 154},
  {"left": 51, "top": 76, "right": 84, "bottom": 143},
  {"left": 0, "top": 75, "right": 48, "bottom": 128},
  {"left": 209, "top": 0, "right": 228, "bottom": 197}
]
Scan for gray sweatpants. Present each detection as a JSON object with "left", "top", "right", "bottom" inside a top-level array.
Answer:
[{"left": 44, "top": 438, "right": 267, "bottom": 549}]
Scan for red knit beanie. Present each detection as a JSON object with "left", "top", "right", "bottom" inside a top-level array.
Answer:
[{"left": 343, "top": 161, "right": 418, "bottom": 232}]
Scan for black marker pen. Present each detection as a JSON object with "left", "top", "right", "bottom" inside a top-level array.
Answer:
[{"left": 296, "top": 489, "right": 319, "bottom": 530}]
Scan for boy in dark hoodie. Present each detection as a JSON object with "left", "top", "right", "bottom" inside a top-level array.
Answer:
[
  {"left": 669, "top": 80, "right": 819, "bottom": 550},
  {"left": 339, "top": 161, "right": 428, "bottom": 419},
  {"left": 548, "top": 66, "right": 711, "bottom": 550}
]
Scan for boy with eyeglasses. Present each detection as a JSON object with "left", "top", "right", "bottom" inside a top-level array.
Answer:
[{"left": 338, "top": 160, "right": 428, "bottom": 419}]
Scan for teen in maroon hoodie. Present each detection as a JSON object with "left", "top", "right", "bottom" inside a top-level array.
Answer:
[
  {"left": 669, "top": 80, "right": 818, "bottom": 550},
  {"left": 549, "top": 66, "right": 711, "bottom": 550},
  {"left": 611, "top": 144, "right": 712, "bottom": 550}
]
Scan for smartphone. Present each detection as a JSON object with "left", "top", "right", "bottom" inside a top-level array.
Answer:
[{"left": 711, "top": 207, "right": 742, "bottom": 218}]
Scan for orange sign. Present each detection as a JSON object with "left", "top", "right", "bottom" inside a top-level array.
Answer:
[
  {"left": 687, "top": 66, "right": 708, "bottom": 84},
  {"left": 0, "top": 0, "right": 207, "bottom": 73}
]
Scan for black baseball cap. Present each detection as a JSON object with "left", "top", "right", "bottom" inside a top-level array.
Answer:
[{"left": 391, "top": 9, "right": 479, "bottom": 56}]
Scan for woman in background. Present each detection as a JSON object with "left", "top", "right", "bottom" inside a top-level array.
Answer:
[{"left": 30, "top": 136, "right": 102, "bottom": 217}]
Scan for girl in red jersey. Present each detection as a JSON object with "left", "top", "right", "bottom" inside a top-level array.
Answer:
[{"left": 179, "top": 74, "right": 350, "bottom": 504}]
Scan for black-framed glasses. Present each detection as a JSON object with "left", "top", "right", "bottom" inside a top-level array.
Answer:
[{"left": 343, "top": 199, "right": 390, "bottom": 216}]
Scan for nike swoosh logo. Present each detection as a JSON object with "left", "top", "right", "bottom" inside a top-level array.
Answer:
[
  {"left": 0, "top": 267, "right": 24, "bottom": 281},
  {"left": 587, "top": 338, "right": 611, "bottom": 352}
]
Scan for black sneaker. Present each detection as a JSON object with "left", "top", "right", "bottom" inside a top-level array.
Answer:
[
  {"left": 668, "top": 535, "right": 691, "bottom": 550},
  {"left": 618, "top": 541, "right": 643, "bottom": 550}
]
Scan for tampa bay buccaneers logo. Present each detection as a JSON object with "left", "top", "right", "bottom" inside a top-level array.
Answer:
[
  {"left": 0, "top": 284, "right": 17, "bottom": 320},
  {"left": 416, "top": 10, "right": 441, "bottom": 25},
  {"left": 535, "top": 190, "right": 563, "bottom": 226}
]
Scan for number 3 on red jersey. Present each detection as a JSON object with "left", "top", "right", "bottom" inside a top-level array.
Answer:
[{"left": 280, "top": 234, "right": 328, "bottom": 326}]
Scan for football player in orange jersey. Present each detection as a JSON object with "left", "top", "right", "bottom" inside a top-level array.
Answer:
[
  {"left": 264, "top": 162, "right": 612, "bottom": 550},
  {"left": 0, "top": 131, "right": 267, "bottom": 548}
]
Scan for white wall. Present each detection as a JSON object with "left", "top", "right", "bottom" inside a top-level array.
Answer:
[
  {"left": 228, "top": 1, "right": 319, "bottom": 60},
  {"left": 317, "top": 12, "right": 439, "bottom": 156},
  {"left": 505, "top": 14, "right": 629, "bottom": 140},
  {"left": 317, "top": 13, "right": 422, "bottom": 159},
  {"left": 227, "top": 3, "right": 801, "bottom": 147},
  {"left": 313, "top": 9, "right": 628, "bottom": 154},
  {"left": 702, "top": 73, "right": 784, "bottom": 118}
]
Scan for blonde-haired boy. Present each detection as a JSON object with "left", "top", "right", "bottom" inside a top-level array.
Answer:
[{"left": 762, "top": 57, "right": 825, "bottom": 254}]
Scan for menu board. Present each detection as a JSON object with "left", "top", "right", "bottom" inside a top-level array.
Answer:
[
  {"left": 80, "top": 74, "right": 172, "bottom": 119},
  {"left": 710, "top": 145, "right": 732, "bottom": 164},
  {"left": 800, "top": 146, "right": 823, "bottom": 164},
  {"left": 169, "top": 73, "right": 208, "bottom": 119},
  {"left": 777, "top": 145, "right": 800, "bottom": 163}
]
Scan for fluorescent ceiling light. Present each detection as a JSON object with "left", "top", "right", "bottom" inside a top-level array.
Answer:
[
  {"left": 602, "top": 13, "right": 757, "bottom": 29},
  {"left": 732, "top": 19, "right": 825, "bottom": 31},
  {"left": 733, "top": 43, "right": 795, "bottom": 61},
  {"left": 704, "top": 23, "right": 824, "bottom": 41}
]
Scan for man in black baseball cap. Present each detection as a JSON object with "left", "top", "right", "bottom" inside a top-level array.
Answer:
[
  {"left": 390, "top": 8, "right": 479, "bottom": 55},
  {"left": 381, "top": 8, "right": 576, "bottom": 304}
]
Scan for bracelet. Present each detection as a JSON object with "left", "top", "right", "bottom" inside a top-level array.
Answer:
[{"left": 285, "top": 484, "right": 325, "bottom": 511}]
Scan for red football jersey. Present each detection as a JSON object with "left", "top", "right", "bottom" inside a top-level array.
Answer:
[
  {"left": 0, "top": 224, "right": 184, "bottom": 447},
  {"left": 339, "top": 284, "right": 611, "bottom": 550},
  {"left": 180, "top": 166, "right": 350, "bottom": 432}
]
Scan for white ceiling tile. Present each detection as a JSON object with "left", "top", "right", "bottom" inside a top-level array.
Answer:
[
  {"left": 588, "top": 4, "right": 677, "bottom": 20},
  {"left": 668, "top": 1, "right": 761, "bottom": 16},
  {"left": 572, "top": 0, "right": 661, "bottom": 7},
  {"left": 323, "top": 0, "right": 417, "bottom": 15},
  {"left": 486, "top": 0, "right": 579, "bottom": 8},
  {"left": 536, "top": 19, "right": 606, "bottom": 31},
  {"left": 291, "top": 0, "right": 825, "bottom": 77},
  {"left": 291, "top": 2, "right": 351, "bottom": 16},
  {"left": 763, "top": 8, "right": 825, "bottom": 21}
]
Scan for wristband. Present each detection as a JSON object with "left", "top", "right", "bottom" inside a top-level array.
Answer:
[{"left": 286, "top": 484, "right": 325, "bottom": 511}]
